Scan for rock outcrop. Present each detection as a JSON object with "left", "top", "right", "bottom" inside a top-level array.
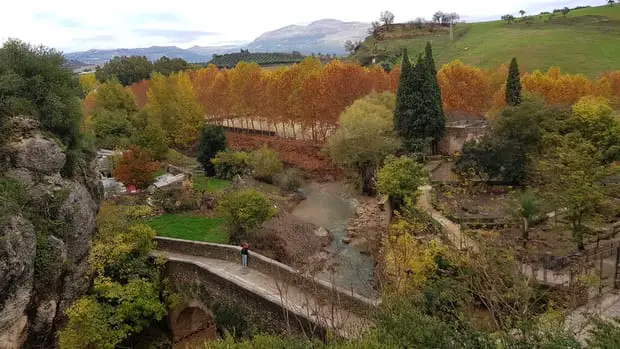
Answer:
[{"left": 0, "top": 116, "right": 102, "bottom": 349}]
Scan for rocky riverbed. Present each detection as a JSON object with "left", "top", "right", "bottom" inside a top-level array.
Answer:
[{"left": 344, "top": 198, "right": 389, "bottom": 259}]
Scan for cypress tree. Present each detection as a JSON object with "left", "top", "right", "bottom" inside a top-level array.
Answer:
[
  {"left": 424, "top": 42, "right": 438, "bottom": 78},
  {"left": 394, "top": 46, "right": 446, "bottom": 153},
  {"left": 506, "top": 57, "right": 522, "bottom": 106},
  {"left": 394, "top": 49, "right": 415, "bottom": 144},
  {"left": 423, "top": 42, "right": 446, "bottom": 150}
]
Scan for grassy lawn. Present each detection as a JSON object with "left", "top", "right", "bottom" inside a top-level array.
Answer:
[
  {"left": 353, "top": 5, "right": 620, "bottom": 76},
  {"left": 192, "top": 174, "right": 231, "bottom": 192},
  {"left": 148, "top": 213, "right": 229, "bottom": 243}
]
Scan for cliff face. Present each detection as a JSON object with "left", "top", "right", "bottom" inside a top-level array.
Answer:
[{"left": 0, "top": 116, "right": 102, "bottom": 348}]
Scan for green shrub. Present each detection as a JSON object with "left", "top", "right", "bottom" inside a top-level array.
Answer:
[
  {"left": 376, "top": 155, "right": 426, "bottom": 209},
  {"left": 217, "top": 188, "right": 277, "bottom": 241},
  {"left": 275, "top": 168, "right": 303, "bottom": 191},
  {"left": 247, "top": 147, "right": 283, "bottom": 183},
  {"left": 211, "top": 150, "right": 250, "bottom": 180},
  {"left": 132, "top": 122, "right": 169, "bottom": 160},
  {"left": 0, "top": 39, "right": 82, "bottom": 147}
]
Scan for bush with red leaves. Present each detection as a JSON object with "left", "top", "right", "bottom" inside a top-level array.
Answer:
[{"left": 113, "top": 146, "right": 160, "bottom": 189}]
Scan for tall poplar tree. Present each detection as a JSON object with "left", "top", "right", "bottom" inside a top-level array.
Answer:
[{"left": 506, "top": 57, "right": 522, "bottom": 106}]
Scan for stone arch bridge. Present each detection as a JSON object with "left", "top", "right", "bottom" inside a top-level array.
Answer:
[{"left": 153, "top": 237, "right": 379, "bottom": 347}]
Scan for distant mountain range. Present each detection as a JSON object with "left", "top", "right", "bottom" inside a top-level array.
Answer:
[{"left": 65, "top": 19, "right": 370, "bottom": 65}]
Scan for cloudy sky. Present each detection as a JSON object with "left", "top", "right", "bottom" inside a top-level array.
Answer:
[{"left": 0, "top": 0, "right": 602, "bottom": 52}]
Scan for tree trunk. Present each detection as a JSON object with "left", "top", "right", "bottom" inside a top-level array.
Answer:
[
  {"left": 362, "top": 165, "right": 376, "bottom": 195},
  {"left": 522, "top": 217, "right": 529, "bottom": 247},
  {"left": 573, "top": 222, "right": 585, "bottom": 251}
]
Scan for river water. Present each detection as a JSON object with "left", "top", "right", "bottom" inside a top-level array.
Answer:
[{"left": 291, "top": 181, "right": 378, "bottom": 298}]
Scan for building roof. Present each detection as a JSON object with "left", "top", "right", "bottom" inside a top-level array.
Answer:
[{"left": 152, "top": 173, "right": 186, "bottom": 189}]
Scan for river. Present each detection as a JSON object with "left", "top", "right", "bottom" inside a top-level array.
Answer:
[{"left": 291, "top": 181, "right": 378, "bottom": 298}]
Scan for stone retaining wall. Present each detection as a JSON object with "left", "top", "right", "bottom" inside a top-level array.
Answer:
[{"left": 155, "top": 237, "right": 380, "bottom": 317}]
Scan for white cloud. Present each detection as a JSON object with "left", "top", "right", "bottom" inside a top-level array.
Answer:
[{"left": 0, "top": 0, "right": 602, "bottom": 52}]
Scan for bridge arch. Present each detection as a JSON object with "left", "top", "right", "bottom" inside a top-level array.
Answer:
[{"left": 169, "top": 300, "right": 217, "bottom": 348}]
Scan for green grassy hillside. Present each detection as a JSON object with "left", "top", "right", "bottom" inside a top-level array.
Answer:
[{"left": 352, "top": 5, "right": 620, "bottom": 76}]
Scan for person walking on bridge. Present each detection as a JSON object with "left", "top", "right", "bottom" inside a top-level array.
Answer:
[{"left": 241, "top": 243, "right": 249, "bottom": 269}]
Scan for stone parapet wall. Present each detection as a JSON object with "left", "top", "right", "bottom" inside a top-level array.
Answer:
[{"left": 155, "top": 237, "right": 380, "bottom": 317}]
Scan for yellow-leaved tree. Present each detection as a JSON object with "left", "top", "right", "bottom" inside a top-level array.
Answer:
[
  {"left": 146, "top": 72, "right": 204, "bottom": 148},
  {"left": 571, "top": 95, "right": 620, "bottom": 163},
  {"left": 78, "top": 73, "right": 99, "bottom": 96},
  {"left": 382, "top": 218, "right": 451, "bottom": 294}
]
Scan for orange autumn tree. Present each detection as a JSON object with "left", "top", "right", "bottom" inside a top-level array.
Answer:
[
  {"left": 113, "top": 146, "right": 160, "bottom": 189},
  {"left": 210, "top": 69, "right": 233, "bottom": 123},
  {"left": 166, "top": 58, "right": 395, "bottom": 139},
  {"left": 128, "top": 79, "right": 149, "bottom": 108},
  {"left": 602, "top": 71, "right": 620, "bottom": 106},
  {"left": 388, "top": 65, "right": 401, "bottom": 92},
  {"left": 300, "top": 65, "right": 329, "bottom": 141},
  {"left": 229, "top": 62, "right": 265, "bottom": 130},
  {"left": 287, "top": 58, "right": 322, "bottom": 139},
  {"left": 192, "top": 64, "right": 220, "bottom": 121},
  {"left": 437, "top": 60, "right": 492, "bottom": 115},
  {"left": 368, "top": 64, "right": 392, "bottom": 94},
  {"left": 265, "top": 67, "right": 294, "bottom": 135},
  {"left": 521, "top": 67, "right": 594, "bottom": 106}
]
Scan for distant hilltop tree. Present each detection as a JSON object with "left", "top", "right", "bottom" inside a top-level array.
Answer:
[
  {"left": 344, "top": 40, "right": 362, "bottom": 54},
  {"left": 562, "top": 7, "right": 571, "bottom": 16},
  {"left": 380, "top": 10, "right": 395, "bottom": 30},
  {"left": 501, "top": 14, "right": 516, "bottom": 23},
  {"left": 432, "top": 11, "right": 460, "bottom": 25}
]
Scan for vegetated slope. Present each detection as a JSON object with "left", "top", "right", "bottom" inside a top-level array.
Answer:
[
  {"left": 352, "top": 5, "right": 620, "bottom": 76},
  {"left": 208, "top": 51, "right": 305, "bottom": 68}
]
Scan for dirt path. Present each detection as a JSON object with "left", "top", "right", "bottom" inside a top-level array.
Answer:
[{"left": 417, "top": 185, "right": 478, "bottom": 251}]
